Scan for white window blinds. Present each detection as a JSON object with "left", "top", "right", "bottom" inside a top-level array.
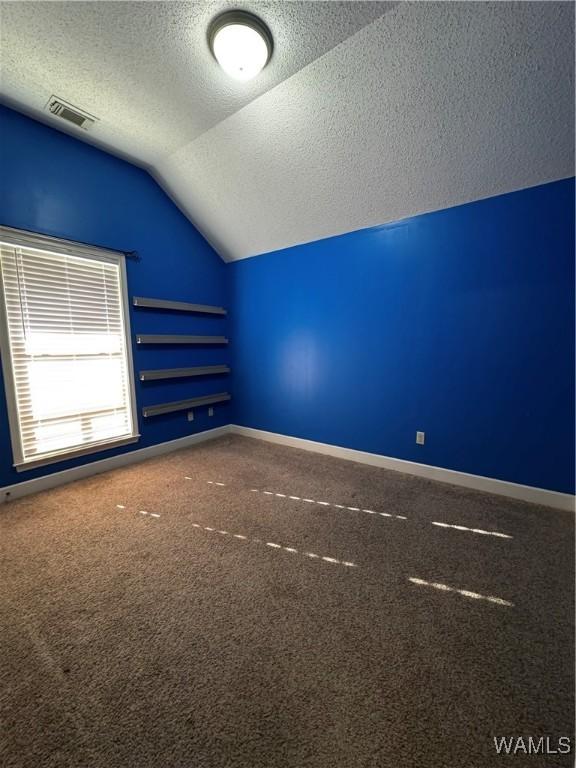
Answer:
[{"left": 0, "top": 229, "right": 138, "bottom": 469}]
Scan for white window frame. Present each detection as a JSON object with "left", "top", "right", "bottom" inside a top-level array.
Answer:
[{"left": 0, "top": 226, "right": 139, "bottom": 471}]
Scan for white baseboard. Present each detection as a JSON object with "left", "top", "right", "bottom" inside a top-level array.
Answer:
[
  {"left": 229, "top": 425, "right": 575, "bottom": 512},
  {"left": 2, "top": 423, "right": 573, "bottom": 513},
  {"left": 0, "top": 425, "right": 231, "bottom": 504}
]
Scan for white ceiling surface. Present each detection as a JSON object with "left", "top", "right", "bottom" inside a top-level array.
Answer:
[
  {"left": 157, "top": 2, "right": 575, "bottom": 260},
  {"left": 0, "top": 1, "right": 389, "bottom": 163},
  {"left": 1, "top": 3, "right": 574, "bottom": 262}
]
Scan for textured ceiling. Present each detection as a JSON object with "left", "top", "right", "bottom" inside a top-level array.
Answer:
[
  {"left": 1, "top": 2, "right": 574, "bottom": 261},
  {"left": 0, "top": 1, "right": 389, "bottom": 164}
]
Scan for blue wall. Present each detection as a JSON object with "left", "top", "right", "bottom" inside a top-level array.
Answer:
[
  {"left": 230, "top": 179, "right": 575, "bottom": 495},
  {"left": 0, "top": 105, "right": 231, "bottom": 487},
  {"left": 1, "top": 105, "right": 573, "bottom": 495}
]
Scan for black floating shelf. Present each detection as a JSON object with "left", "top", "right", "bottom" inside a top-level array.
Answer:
[
  {"left": 142, "top": 392, "right": 231, "bottom": 418},
  {"left": 139, "top": 365, "right": 230, "bottom": 382},
  {"left": 136, "top": 334, "right": 228, "bottom": 345},
  {"left": 133, "top": 296, "right": 226, "bottom": 315}
]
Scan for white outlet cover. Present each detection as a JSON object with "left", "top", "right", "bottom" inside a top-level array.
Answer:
[{"left": 416, "top": 431, "right": 425, "bottom": 445}]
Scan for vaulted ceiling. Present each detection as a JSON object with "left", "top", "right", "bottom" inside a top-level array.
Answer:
[{"left": 1, "top": 1, "right": 574, "bottom": 261}]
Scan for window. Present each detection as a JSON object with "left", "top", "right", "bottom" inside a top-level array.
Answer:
[{"left": 0, "top": 227, "right": 138, "bottom": 470}]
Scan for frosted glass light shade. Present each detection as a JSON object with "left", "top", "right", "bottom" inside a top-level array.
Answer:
[{"left": 209, "top": 12, "right": 272, "bottom": 81}]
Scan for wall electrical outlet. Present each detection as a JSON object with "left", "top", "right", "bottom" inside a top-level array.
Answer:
[
  {"left": 187, "top": 411, "right": 194, "bottom": 422},
  {"left": 416, "top": 431, "right": 425, "bottom": 445},
  {"left": 208, "top": 407, "right": 214, "bottom": 417}
]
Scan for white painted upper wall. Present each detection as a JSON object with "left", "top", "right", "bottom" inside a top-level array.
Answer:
[
  {"left": 156, "top": 2, "right": 575, "bottom": 260},
  {"left": 1, "top": 2, "right": 574, "bottom": 261}
]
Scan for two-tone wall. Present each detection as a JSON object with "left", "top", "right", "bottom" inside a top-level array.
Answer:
[
  {"left": 230, "top": 179, "right": 575, "bottom": 496},
  {"left": 0, "top": 105, "right": 231, "bottom": 489},
  {"left": 0, "top": 105, "right": 574, "bottom": 502}
]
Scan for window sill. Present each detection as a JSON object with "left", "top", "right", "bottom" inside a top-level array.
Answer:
[{"left": 14, "top": 434, "right": 141, "bottom": 472}]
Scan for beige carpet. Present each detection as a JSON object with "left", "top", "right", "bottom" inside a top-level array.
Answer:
[{"left": 1, "top": 435, "right": 573, "bottom": 768}]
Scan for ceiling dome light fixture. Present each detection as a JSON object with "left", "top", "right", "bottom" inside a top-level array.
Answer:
[{"left": 209, "top": 10, "right": 273, "bottom": 81}]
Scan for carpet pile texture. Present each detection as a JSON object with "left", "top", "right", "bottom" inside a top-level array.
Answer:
[{"left": 1, "top": 435, "right": 573, "bottom": 767}]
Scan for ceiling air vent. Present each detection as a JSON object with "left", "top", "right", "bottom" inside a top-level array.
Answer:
[{"left": 45, "top": 96, "right": 97, "bottom": 131}]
